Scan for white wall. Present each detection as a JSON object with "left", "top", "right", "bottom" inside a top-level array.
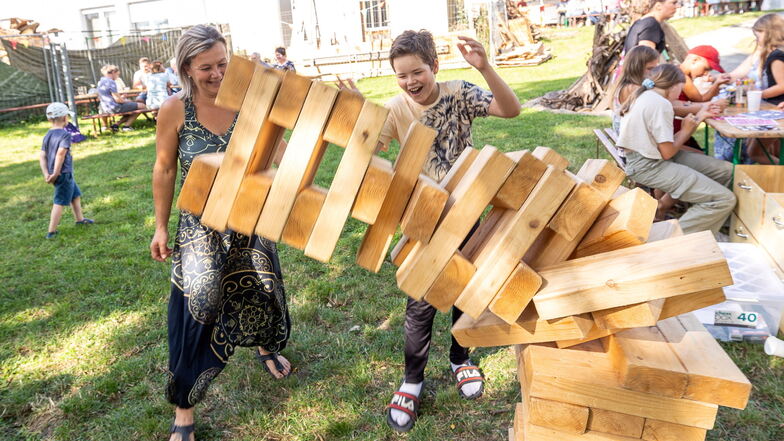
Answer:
[{"left": 388, "top": 0, "right": 449, "bottom": 37}]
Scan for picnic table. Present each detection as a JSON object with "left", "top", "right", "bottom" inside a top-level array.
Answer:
[{"left": 705, "top": 102, "right": 784, "bottom": 165}]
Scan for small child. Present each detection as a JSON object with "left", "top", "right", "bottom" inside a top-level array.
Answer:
[
  {"left": 39, "top": 103, "right": 93, "bottom": 239},
  {"left": 145, "top": 61, "right": 171, "bottom": 109},
  {"left": 612, "top": 45, "right": 659, "bottom": 133},
  {"left": 374, "top": 30, "right": 521, "bottom": 433},
  {"left": 617, "top": 64, "right": 735, "bottom": 235}
]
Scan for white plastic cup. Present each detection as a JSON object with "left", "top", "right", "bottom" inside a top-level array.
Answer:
[
  {"left": 764, "top": 335, "right": 784, "bottom": 357},
  {"left": 747, "top": 90, "right": 763, "bottom": 112}
]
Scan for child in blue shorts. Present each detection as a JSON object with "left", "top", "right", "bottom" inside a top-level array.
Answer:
[{"left": 39, "top": 103, "right": 93, "bottom": 239}]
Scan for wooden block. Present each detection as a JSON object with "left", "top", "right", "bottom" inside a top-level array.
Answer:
[
  {"left": 529, "top": 397, "right": 589, "bottom": 435},
  {"left": 245, "top": 120, "right": 286, "bottom": 175},
  {"left": 256, "top": 82, "right": 339, "bottom": 241},
  {"left": 454, "top": 166, "right": 575, "bottom": 319},
  {"left": 451, "top": 305, "right": 593, "bottom": 347},
  {"left": 556, "top": 324, "right": 620, "bottom": 349},
  {"left": 656, "top": 315, "right": 751, "bottom": 409},
  {"left": 659, "top": 288, "right": 726, "bottom": 321},
  {"left": 226, "top": 169, "right": 275, "bottom": 236},
  {"left": 641, "top": 419, "right": 707, "bottom": 441},
  {"left": 422, "top": 251, "right": 475, "bottom": 312},
  {"left": 460, "top": 207, "right": 507, "bottom": 261},
  {"left": 532, "top": 146, "right": 569, "bottom": 170},
  {"left": 390, "top": 236, "right": 416, "bottom": 267},
  {"left": 491, "top": 150, "right": 549, "bottom": 210},
  {"left": 522, "top": 345, "right": 719, "bottom": 429},
  {"left": 607, "top": 326, "right": 690, "bottom": 398},
  {"left": 351, "top": 156, "right": 394, "bottom": 224},
  {"left": 532, "top": 231, "right": 733, "bottom": 320},
  {"left": 396, "top": 146, "right": 516, "bottom": 300},
  {"left": 176, "top": 152, "right": 224, "bottom": 216},
  {"left": 587, "top": 409, "right": 645, "bottom": 438},
  {"left": 524, "top": 159, "right": 625, "bottom": 270},
  {"left": 592, "top": 299, "right": 665, "bottom": 330},
  {"left": 488, "top": 261, "right": 543, "bottom": 325},
  {"left": 305, "top": 101, "right": 389, "bottom": 262},
  {"left": 201, "top": 67, "right": 282, "bottom": 231},
  {"left": 572, "top": 188, "right": 658, "bottom": 259},
  {"left": 441, "top": 147, "right": 479, "bottom": 192},
  {"left": 647, "top": 219, "right": 684, "bottom": 242},
  {"left": 215, "top": 56, "right": 256, "bottom": 111},
  {"left": 267, "top": 71, "right": 313, "bottom": 128},
  {"left": 400, "top": 175, "right": 449, "bottom": 244},
  {"left": 281, "top": 185, "right": 328, "bottom": 250},
  {"left": 356, "top": 122, "right": 436, "bottom": 272},
  {"left": 323, "top": 88, "right": 365, "bottom": 146},
  {"left": 548, "top": 183, "right": 606, "bottom": 241}
]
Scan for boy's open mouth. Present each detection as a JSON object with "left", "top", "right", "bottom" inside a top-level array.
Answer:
[{"left": 408, "top": 86, "right": 424, "bottom": 97}]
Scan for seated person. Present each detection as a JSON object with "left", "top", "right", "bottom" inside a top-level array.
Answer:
[
  {"left": 133, "top": 57, "right": 150, "bottom": 103},
  {"left": 612, "top": 45, "right": 660, "bottom": 133},
  {"left": 146, "top": 61, "right": 171, "bottom": 109},
  {"left": 97, "top": 64, "right": 146, "bottom": 131}
]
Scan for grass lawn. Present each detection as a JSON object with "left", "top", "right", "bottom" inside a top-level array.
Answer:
[{"left": 1, "top": 11, "right": 783, "bottom": 441}]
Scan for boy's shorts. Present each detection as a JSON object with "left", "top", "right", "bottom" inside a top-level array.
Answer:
[
  {"left": 116, "top": 101, "right": 140, "bottom": 113},
  {"left": 53, "top": 172, "right": 82, "bottom": 206}
]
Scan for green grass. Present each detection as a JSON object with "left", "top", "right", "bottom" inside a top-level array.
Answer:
[{"left": 1, "top": 12, "right": 782, "bottom": 441}]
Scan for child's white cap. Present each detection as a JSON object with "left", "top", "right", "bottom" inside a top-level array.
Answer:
[{"left": 46, "top": 102, "right": 69, "bottom": 118}]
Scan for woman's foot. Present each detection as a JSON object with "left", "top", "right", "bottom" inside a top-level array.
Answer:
[
  {"left": 256, "top": 348, "right": 291, "bottom": 379},
  {"left": 386, "top": 381, "right": 422, "bottom": 432},
  {"left": 169, "top": 407, "right": 195, "bottom": 441},
  {"left": 452, "top": 360, "right": 484, "bottom": 400}
]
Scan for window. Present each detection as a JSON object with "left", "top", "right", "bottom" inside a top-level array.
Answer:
[
  {"left": 82, "top": 6, "right": 116, "bottom": 49},
  {"left": 129, "top": 1, "right": 170, "bottom": 32},
  {"left": 279, "top": 0, "right": 293, "bottom": 47},
  {"left": 447, "top": 0, "right": 469, "bottom": 31},
  {"left": 361, "top": 0, "right": 389, "bottom": 29}
]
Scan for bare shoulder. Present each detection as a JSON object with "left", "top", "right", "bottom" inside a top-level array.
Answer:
[{"left": 157, "top": 94, "right": 185, "bottom": 129}]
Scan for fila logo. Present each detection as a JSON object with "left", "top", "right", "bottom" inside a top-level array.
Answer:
[
  {"left": 456, "top": 369, "right": 478, "bottom": 381},
  {"left": 392, "top": 394, "right": 415, "bottom": 411}
]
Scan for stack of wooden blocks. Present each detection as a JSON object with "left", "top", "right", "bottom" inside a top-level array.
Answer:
[{"left": 178, "top": 58, "right": 750, "bottom": 441}]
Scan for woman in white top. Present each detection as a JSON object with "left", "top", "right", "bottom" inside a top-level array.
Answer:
[{"left": 617, "top": 64, "right": 735, "bottom": 235}]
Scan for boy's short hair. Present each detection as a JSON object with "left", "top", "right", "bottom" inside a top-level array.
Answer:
[
  {"left": 48, "top": 116, "right": 67, "bottom": 123},
  {"left": 389, "top": 30, "right": 438, "bottom": 70},
  {"left": 139, "top": 57, "right": 150, "bottom": 64}
]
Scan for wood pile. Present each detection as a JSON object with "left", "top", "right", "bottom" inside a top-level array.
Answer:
[
  {"left": 178, "top": 58, "right": 749, "bottom": 440},
  {"left": 495, "top": 16, "right": 551, "bottom": 67}
]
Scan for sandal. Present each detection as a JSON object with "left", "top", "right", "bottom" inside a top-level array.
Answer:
[
  {"left": 75, "top": 218, "right": 94, "bottom": 225},
  {"left": 255, "top": 350, "right": 290, "bottom": 379},
  {"left": 386, "top": 390, "right": 420, "bottom": 433},
  {"left": 453, "top": 361, "right": 484, "bottom": 400},
  {"left": 169, "top": 422, "right": 194, "bottom": 441}
]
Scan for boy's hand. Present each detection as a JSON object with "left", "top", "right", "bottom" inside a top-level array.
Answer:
[
  {"left": 150, "top": 229, "right": 172, "bottom": 262},
  {"left": 46, "top": 173, "right": 59, "bottom": 184},
  {"left": 715, "top": 73, "right": 732, "bottom": 86},
  {"left": 457, "top": 36, "right": 490, "bottom": 72},
  {"left": 336, "top": 76, "right": 360, "bottom": 94}
]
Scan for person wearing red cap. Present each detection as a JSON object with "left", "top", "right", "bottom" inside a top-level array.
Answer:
[{"left": 680, "top": 45, "right": 732, "bottom": 103}]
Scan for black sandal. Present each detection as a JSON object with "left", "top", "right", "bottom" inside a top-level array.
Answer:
[
  {"left": 386, "top": 390, "right": 420, "bottom": 433},
  {"left": 453, "top": 361, "right": 484, "bottom": 400},
  {"left": 170, "top": 422, "right": 194, "bottom": 441},
  {"left": 255, "top": 350, "right": 290, "bottom": 379}
]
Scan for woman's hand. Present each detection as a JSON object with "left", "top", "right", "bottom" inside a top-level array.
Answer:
[
  {"left": 696, "top": 105, "right": 718, "bottom": 121},
  {"left": 681, "top": 113, "right": 700, "bottom": 132},
  {"left": 457, "top": 36, "right": 490, "bottom": 72},
  {"left": 150, "top": 228, "right": 172, "bottom": 262}
]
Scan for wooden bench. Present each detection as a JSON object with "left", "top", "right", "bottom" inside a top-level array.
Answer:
[
  {"left": 593, "top": 128, "right": 625, "bottom": 171},
  {"left": 82, "top": 108, "right": 158, "bottom": 135}
]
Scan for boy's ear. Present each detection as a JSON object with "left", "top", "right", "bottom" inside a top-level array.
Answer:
[{"left": 433, "top": 59, "right": 439, "bottom": 75}]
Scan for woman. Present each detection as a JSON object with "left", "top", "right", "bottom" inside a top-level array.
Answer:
[
  {"left": 97, "top": 64, "right": 146, "bottom": 131},
  {"left": 145, "top": 61, "right": 171, "bottom": 109},
  {"left": 150, "top": 25, "right": 292, "bottom": 441},
  {"left": 273, "top": 47, "right": 296, "bottom": 72}
]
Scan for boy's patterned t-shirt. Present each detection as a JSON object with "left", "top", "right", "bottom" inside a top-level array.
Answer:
[{"left": 379, "top": 80, "right": 493, "bottom": 182}]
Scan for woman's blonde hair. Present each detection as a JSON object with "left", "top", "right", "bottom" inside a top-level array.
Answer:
[
  {"left": 613, "top": 46, "right": 659, "bottom": 110},
  {"left": 620, "top": 63, "right": 684, "bottom": 116},
  {"left": 752, "top": 14, "right": 784, "bottom": 71},
  {"left": 175, "top": 25, "right": 227, "bottom": 100}
]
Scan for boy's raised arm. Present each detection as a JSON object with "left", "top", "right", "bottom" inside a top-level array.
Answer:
[{"left": 457, "top": 36, "right": 520, "bottom": 118}]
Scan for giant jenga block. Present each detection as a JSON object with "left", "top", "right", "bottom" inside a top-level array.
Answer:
[
  {"left": 422, "top": 251, "right": 475, "bottom": 312},
  {"left": 400, "top": 176, "right": 449, "bottom": 244},
  {"left": 214, "top": 55, "right": 256, "bottom": 111},
  {"left": 176, "top": 153, "right": 224, "bottom": 216},
  {"left": 356, "top": 122, "right": 435, "bottom": 272},
  {"left": 491, "top": 150, "right": 548, "bottom": 210},
  {"left": 256, "top": 82, "right": 338, "bottom": 241},
  {"left": 592, "top": 299, "right": 665, "bottom": 330},
  {"left": 532, "top": 146, "right": 569, "bottom": 170},
  {"left": 586, "top": 408, "right": 645, "bottom": 438},
  {"left": 322, "top": 88, "right": 364, "bottom": 146},
  {"left": 641, "top": 419, "right": 707, "bottom": 441},
  {"left": 396, "top": 146, "right": 516, "bottom": 300},
  {"left": 281, "top": 185, "right": 328, "bottom": 250},
  {"left": 227, "top": 169, "right": 275, "bottom": 235},
  {"left": 528, "top": 397, "right": 590, "bottom": 435},
  {"left": 488, "top": 260, "right": 542, "bottom": 324},
  {"left": 350, "top": 156, "right": 394, "bottom": 224},
  {"left": 304, "top": 101, "right": 389, "bottom": 262}
]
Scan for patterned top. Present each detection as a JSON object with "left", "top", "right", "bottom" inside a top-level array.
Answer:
[
  {"left": 379, "top": 80, "right": 493, "bottom": 182},
  {"left": 177, "top": 97, "right": 237, "bottom": 180}
]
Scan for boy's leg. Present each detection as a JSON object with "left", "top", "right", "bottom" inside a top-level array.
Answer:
[
  {"left": 403, "top": 297, "right": 438, "bottom": 383},
  {"left": 71, "top": 196, "right": 84, "bottom": 221},
  {"left": 49, "top": 204, "right": 64, "bottom": 233}
]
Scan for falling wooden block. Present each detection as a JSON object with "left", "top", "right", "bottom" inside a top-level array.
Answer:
[
  {"left": 460, "top": 207, "right": 507, "bottom": 261},
  {"left": 176, "top": 152, "right": 224, "bottom": 216},
  {"left": 657, "top": 315, "right": 751, "bottom": 409},
  {"left": 592, "top": 299, "right": 665, "bottom": 330},
  {"left": 513, "top": 403, "right": 525, "bottom": 441},
  {"left": 646, "top": 219, "right": 684, "bottom": 242},
  {"left": 268, "top": 72, "right": 313, "bottom": 129},
  {"left": 201, "top": 67, "right": 282, "bottom": 231},
  {"left": 491, "top": 150, "right": 548, "bottom": 210},
  {"left": 390, "top": 235, "right": 417, "bottom": 267},
  {"left": 521, "top": 345, "right": 718, "bottom": 429},
  {"left": 586, "top": 408, "right": 645, "bottom": 438},
  {"left": 441, "top": 147, "right": 479, "bottom": 193},
  {"left": 215, "top": 56, "right": 256, "bottom": 111},
  {"left": 400, "top": 175, "right": 449, "bottom": 244},
  {"left": 488, "top": 261, "right": 543, "bottom": 325},
  {"left": 572, "top": 188, "right": 657, "bottom": 259},
  {"left": 556, "top": 324, "right": 619, "bottom": 349},
  {"left": 305, "top": 101, "right": 389, "bottom": 262},
  {"left": 356, "top": 122, "right": 436, "bottom": 272},
  {"left": 396, "top": 146, "right": 516, "bottom": 300},
  {"left": 323, "top": 88, "right": 365, "bottom": 146},
  {"left": 451, "top": 305, "right": 593, "bottom": 347},
  {"left": 281, "top": 185, "right": 328, "bottom": 250},
  {"left": 532, "top": 146, "right": 569, "bottom": 170},
  {"left": 256, "top": 82, "right": 339, "bottom": 241},
  {"left": 548, "top": 182, "right": 606, "bottom": 242},
  {"left": 529, "top": 397, "right": 590, "bottom": 435},
  {"left": 226, "top": 169, "right": 275, "bottom": 236},
  {"left": 454, "top": 166, "right": 574, "bottom": 319},
  {"left": 532, "top": 231, "right": 733, "bottom": 320},
  {"left": 606, "top": 326, "right": 690, "bottom": 399},
  {"left": 659, "top": 289, "right": 726, "bottom": 321},
  {"left": 422, "top": 251, "right": 475, "bottom": 312},
  {"left": 351, "top": 156, "right": 394, "bottom": 224},
  {"left": 641, "top": 419, "right": 707, "bottom": 441}
]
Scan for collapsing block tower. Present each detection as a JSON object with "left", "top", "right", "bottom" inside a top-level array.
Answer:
[{"left": 178, "top": 58, "right": 751, "bottom": 440}]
